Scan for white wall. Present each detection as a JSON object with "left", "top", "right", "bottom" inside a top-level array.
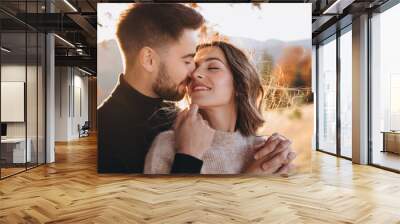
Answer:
[
  {"left": 55, "top": 66, "right": 69, "bottom": 141},
  {"left": 71, "top": 72, "right": 89, "bottom": 138},
  {"left": 55, "top": 67, "right": 89, "bottom": 141}
]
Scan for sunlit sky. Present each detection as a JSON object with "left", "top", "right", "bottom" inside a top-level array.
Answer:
[{"left": 97, "top": 3, "right": 311, "bottom": 43}]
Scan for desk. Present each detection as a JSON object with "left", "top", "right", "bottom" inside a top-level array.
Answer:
[
  {"left": 1, "top": 138, "right": 31, "bottom": 163},
  {"left": 381, "top": 131, "right": 400, "bottom": 155}
]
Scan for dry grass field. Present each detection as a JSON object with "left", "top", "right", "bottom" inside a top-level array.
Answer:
[{"left": 260, "top": 104, "right": 314, "bottom": 173}]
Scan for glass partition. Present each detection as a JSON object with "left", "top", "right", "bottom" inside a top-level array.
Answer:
[
  {"left": 1, "top": 30, "right": 28, "bottom": 177},
  {"left": 0, "top": 1, "right": 46, "bottom": 179}
]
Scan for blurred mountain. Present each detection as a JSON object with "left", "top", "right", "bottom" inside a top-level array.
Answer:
[
  {"left": 229, "top": 36, "right": 310, "bottom": 64},
  {"left": 97, "top": 37, "right": 311, "bottom": 74}
]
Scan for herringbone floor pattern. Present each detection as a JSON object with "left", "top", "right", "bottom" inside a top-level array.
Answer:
[{"left": 1, "top": 134, "right": 400, "bottom": 223}]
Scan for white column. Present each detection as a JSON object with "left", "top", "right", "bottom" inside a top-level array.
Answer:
[
  {"left": 352, "top": 14, "right": 369, "bottom": 164},
  {"left": 45, "top": 1, "right": 55, "bottom": 163},
  {"left": 46, "top": 33, "right": 55, "bottom": 163},
  {"left": 55, "top": 67, "right": 73, "bottom": 141}
]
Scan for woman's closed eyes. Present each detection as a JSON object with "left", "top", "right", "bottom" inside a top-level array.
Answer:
[{"left": 207, "top": 61, "right": 223, "bottom": 70}]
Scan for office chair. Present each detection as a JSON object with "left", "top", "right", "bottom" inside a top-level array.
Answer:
[{"left": 78, "top": 121, "right": 90, "bottom": 138}]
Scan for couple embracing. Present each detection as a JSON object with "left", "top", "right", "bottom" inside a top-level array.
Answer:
[{"left": 98, "top": 3, "right": 296, "bottom": 175}]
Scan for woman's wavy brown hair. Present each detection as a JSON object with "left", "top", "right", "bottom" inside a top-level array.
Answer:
[{"left": 196, "top": 41, "right": 265, "bottom": 136}]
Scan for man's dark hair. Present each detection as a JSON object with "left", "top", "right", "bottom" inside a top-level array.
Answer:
[{"left": 116, "top": 3, "right": 204, "bottom": 59}]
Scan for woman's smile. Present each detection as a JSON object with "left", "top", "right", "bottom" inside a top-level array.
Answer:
[{"left": 190, "top": 81, "right": 212, "bottom": 93}]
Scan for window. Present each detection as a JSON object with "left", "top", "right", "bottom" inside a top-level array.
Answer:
[
  {"left": 317, "top": 35, "right": 337, "bottom": 154},
  {"left": 339, "top": 27, "right": 352, "bottom": 158},
  {"left": 370, "top": 3, "right": 400, "bottom": 171}
]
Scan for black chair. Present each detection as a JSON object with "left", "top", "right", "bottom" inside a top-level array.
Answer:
[{"left": 78, "top": 121, "right": 90, "bottom": 138}]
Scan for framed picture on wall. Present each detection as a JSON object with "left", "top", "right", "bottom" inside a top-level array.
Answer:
[{"left": 1, "top": 81, "right": 25, "bottom": 123}]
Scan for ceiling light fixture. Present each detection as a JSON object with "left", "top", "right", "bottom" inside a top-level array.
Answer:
[
  {"left": 1, "top": 47, "right": 11, "bottom": 53},
  {"left": 78, "top": 67, "right": 93, "bottom": 76},
  {"left": 323, "top": 0, "right": 355, "bottom": 15},
  {"left": 54, "top": 34, "right": 75, "bottom": 48},
  {"left": 63, "top": 0, "right": 78, "bottom": 12}
]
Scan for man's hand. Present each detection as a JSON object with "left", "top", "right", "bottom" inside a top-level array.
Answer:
[
  {"left": 244, "top": 133, "right": 296, "bottom": 175},
  {"left": 174, "top": 104, "right": 215, "bottom": 160}
]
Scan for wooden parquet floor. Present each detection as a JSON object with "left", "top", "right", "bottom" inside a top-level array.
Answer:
[{"left": 1, "top": 134, "right": 400, "bottom": 224}]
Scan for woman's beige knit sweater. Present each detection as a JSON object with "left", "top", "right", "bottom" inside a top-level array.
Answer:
[{"left": 144, "top": 130, "right": 262, "bottom": 174}]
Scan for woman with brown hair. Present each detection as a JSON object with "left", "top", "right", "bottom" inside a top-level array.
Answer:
[{"left": 144, "top": 41, "right": 270, "bottom": 174}]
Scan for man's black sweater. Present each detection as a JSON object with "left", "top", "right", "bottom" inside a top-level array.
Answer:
[{"left": 97, "top": 74, "right": 202, "bottom": 173}]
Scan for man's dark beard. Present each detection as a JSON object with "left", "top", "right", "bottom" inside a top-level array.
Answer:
[{"left": 153, "top": 63, "right": 187, "bottom": 101}]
